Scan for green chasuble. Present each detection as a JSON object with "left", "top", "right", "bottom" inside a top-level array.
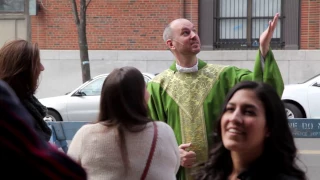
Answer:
[{"left": 147, "top": 49, "right": 284, "bottom": 180}]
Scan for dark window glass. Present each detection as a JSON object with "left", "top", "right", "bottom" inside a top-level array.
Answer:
[{"left": 0, "top": 0, "right": 24, "bottom": 13}]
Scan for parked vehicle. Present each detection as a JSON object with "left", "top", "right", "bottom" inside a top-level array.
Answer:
[
  {"left": 281, "top": 74, "right": 320, "bottom": 119},
  {"left": 40, "top": 73, "right": 155, "bottom": 121}
]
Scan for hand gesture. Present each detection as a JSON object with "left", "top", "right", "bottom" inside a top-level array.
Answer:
[
  {"left": 259, "top": 13, "right": 280, "bottom": 57},
  {"left": 179, "top": 143, "right": 196, "bottom": 168}
]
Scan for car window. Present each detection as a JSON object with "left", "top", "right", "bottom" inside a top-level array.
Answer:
[
  {"left": 143, "top": 75, "right": 152, "bottom": 83},
  {"left": 80, "top": 77, "right": 106, "bottom": 96}
]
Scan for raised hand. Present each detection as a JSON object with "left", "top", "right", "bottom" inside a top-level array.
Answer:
[{"left": 259, "top": 13, "right": 280, "bottom": 57}]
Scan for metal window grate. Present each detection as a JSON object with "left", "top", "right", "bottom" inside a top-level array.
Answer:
[{"left": 214, "top": 0, "right": 284, "bottom": 50}]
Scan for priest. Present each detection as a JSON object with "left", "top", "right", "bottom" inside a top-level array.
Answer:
[{"left": 147, "top": 13, "right": 284, "bottom": 180}]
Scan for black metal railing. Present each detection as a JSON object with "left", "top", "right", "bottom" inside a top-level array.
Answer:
[{"left": 214, "top": 39, "right": 284, "bottom": 50}]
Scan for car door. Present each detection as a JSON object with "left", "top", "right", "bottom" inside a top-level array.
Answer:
[
  {"left": 307, "top": 75, "right": 320, "bottom": 118},
  {"left": 66, "top": 77, "right": 106, "bottom": 122}
]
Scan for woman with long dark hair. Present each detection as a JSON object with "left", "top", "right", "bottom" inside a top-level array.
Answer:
[
  {"left": 68, "top": 66, "right": 180, "bottom": 180},
  {"left": 0, "top": 39, "right": 51, "bottom": 141},
  {"left": 195, "top": 81, "right": 306, "bottom": 180}
]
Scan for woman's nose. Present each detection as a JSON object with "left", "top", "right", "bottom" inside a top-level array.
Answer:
[
  {"left": 40, "top": 63, "right": 45, "bottom": 71},
  {"left": 229, "top": 110, "right": 242, "bottom": 124}
]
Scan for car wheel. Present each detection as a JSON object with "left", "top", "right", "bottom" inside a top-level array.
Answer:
[
  {"left": 284, "top": 103, "right": 303, "bottom": 119},
  {"left": 46, "top": 110, "right": 62, "bottom": 121}
]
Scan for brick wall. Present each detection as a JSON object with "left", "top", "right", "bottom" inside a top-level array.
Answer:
[
  {"left": 31, "top": 0, "right": 198, "bottom": 50},
  {"left": 300, "top": 0, "right": 320, "bottom": 49},
  {"left": 32, "top": 0, "right": 320, "bottom": 50}
]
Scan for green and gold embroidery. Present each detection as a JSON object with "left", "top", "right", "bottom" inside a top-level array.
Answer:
[{"left": 153, "top": 64, "right": 226, "bottom": 180}]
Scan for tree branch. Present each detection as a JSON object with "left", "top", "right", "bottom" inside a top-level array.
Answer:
[
  {"left": 85, "top": 0, "right": 92, "bottom": 11},
  {"left": 71, "top": 0, "right": 80, "bottom": 25}
]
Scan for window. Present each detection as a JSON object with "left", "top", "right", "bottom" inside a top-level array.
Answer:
[
  {"left": 0, "top": 0, "right": 24, "bottom": 13},
  {"left": 80, "top": 77, "right": 106, "bottom": 96},
  {"left": 214, "top": 0, "right": 283, "bottom": 49}
]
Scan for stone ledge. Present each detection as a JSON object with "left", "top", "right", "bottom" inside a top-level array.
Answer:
[{"left": 40, "top": 50, "right": 320, "bottom": 61}]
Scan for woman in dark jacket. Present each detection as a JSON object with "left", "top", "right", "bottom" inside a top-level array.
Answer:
[
  {"left": 0, "top": 80, "right": 87, "bottom": 179},
  {"left": 195, "top": 81, "right": 306, "bottom": 180},
  {"left": 0, "top": 39, "right": 51, "bottom": 141}
]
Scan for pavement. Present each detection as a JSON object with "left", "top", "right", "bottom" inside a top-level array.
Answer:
[{"left": 295, "top": 138, "right": 320, "bottom": 180}]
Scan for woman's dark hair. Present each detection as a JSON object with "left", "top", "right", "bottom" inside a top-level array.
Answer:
[
  {"left": 96, "top": 66, "right": 151, "bottom": 172},
  {"left": 0, "top": 39, "right": 41, "bottom": 99},
  {"left": 195, "top": 81, "right": 306, "bottom": 180}
]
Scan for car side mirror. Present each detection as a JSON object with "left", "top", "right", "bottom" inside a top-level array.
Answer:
[
  {"left": 313, "top": 82, "right": 320, "bottom": 87},
  {"left": 73, "top": 91, "right": 86, "bottom": 96}
]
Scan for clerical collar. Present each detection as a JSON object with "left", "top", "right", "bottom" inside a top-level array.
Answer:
[{"left": 176, "top": 60, "right": 198, "bottom": 73}]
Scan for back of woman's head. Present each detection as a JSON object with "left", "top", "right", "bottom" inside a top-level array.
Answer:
[
  {"left": 196, "top": 81, "right": 305, "bottom": 180},
  {"left": 0, "top": 39, "right": 41, "bottom": 98},
  {"left": 97, "top": 66, "right": 150, "bottom": 129}
]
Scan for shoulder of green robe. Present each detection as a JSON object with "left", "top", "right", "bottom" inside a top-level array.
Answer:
[
  {"left": 203, "top": 63, "right": 229, "bottom": 77},
  {"left": 149, "top": 68, "right": 174, "bottom": 85},
  {"left": 215, "top": 64, "right": 251, "bottom": 74}
]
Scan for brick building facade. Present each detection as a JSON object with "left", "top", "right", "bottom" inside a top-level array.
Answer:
[
  {"left": 31, "top": 0, "right": 319, "bottom": 50},
  {"left": 31, "top": 0, "right": 198, "bottom": 50},
  {"left": 301, "top": 0, "right": 320, "bottom": 49}
]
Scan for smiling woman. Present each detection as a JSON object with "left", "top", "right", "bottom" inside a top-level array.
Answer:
[
  {"left": 221, "top": 88, "right": 267, "bottom": 155},
  {"left": 195, "top": 81, "right": 306, "bottom": 180}
]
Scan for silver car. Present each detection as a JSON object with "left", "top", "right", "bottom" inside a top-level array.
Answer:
[{"left": 40, "top": 73, "right": 155, "bottom": 121}]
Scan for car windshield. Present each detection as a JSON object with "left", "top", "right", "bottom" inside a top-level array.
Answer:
[{"left": 300, "top": 74, "right": 320, "bottom": 84}]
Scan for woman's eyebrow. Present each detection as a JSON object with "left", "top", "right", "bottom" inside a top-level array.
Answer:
[
  {"left": 227, "top": 102, "right": 258, "bottom": 110},
  {"left": 242, "top": 104, "right": 258, "bottom": 110}
]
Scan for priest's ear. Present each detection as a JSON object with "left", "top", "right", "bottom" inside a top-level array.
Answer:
[{"left": 166, "top": 39, "right": 175, "bottom": 50}]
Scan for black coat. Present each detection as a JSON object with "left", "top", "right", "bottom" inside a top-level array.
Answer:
[
  {"left": 237, "top": 156, "right": 302, "bottom": 180},
  {"left": 238, "top": 171, "right": 300, "bottom": 180}
]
